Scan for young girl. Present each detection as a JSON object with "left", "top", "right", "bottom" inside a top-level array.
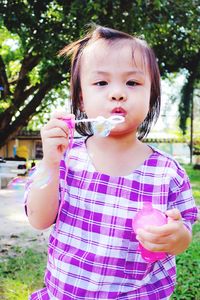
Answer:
[{"left": 25, "top": 25, "right": 198, "bottom": 300}]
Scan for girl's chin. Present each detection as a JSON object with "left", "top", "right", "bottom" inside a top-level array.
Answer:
[{"left": 108, "top": 129, "right": 137, "bottom": 138}]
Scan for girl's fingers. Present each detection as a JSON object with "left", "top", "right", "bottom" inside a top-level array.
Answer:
[
  {"left": 42, "top": 127, "right": 68, "bottom": 139},
  {"left": 136, "top": 229, "right": 169, "bottom": 244},
  {"left": 136, "top": 229, "right": 171, "bottom": 252},
  {"left": 139, "top": 221, "right": 181, "bottom": 236},
  {"left": 50, "top": 111, "right": 75, "bottom": 120},
  {"left": 139, "top": 239, "right": 169, "bottom": 252},
  {"left": 165, "top": 209, "right": 182, "bottom": 222},
  {"left": 42, "top": 119, "right": 69, "bottom": 135},
  {"left": 51, "top": 111, "right": 75, "bottom": 121},
  {"left": 45, "top": 137, "right": 69, "bottom": 147}
]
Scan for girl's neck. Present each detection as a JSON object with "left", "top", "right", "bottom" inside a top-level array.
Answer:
[
  {"left": 90, "top": 132, "right": 139, "bottom": 151},
  {"left": 86, "top": 133, "right": 152, "bottom": 177}
]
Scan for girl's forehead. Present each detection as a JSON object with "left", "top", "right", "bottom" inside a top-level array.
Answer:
[{"left": 81, "top": 39, "right": 147, "bottom": 71}]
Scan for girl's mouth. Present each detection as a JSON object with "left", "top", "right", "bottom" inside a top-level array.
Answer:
[{"left": 111, "top": 107, "right": 127, "bottom": 116}]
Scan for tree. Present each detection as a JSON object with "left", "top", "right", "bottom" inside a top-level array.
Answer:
[{"left": 0, "top": 0, "right": 199, "bottom": 147}]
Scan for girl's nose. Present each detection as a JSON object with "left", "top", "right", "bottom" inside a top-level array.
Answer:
[
  {"left": 110, "top": 90, "right": 127, "bottom": 102},
  {"left": 111, "top": 95, "right": 126, "bottom": 101}
]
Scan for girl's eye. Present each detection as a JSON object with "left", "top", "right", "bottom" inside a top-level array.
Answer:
[
  {"left": 126, "top": 80, "right": 138, "bottom": 86},
  {"left": 95, "top": 81, "right": 108, "bottom": 86}
]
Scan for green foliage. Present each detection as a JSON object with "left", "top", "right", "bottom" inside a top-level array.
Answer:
[
  {"left": 0, "top": 26, "right": 23, "bottom": 60},
  {"left": 26, "top": 79, "right": 70, "bottom": 131},
  {"left": 0, "top": 0, "right": 199, "bottom": 146}
]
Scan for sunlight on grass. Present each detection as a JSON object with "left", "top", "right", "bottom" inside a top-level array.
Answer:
[
  {"left": 0, "top": 279, "right": 30, "bottom": 300},
  {"left": 0, "top": 248, "right": 46, "bottom": 299},
  {"left": 193, "top": 190, "right": 200, "bottom": 206}
]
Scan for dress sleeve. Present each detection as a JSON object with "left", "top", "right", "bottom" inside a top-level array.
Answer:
[{"left": 168, "top": 168, "right": 198, "bottom": 232}]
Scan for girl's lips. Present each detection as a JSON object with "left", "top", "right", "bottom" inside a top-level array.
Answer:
[{"left": 111, "top": 107, "right": 127, "bottom": 116}]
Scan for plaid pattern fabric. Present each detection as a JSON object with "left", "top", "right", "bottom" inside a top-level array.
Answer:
[{"left": 28, "top": 138, "right": 198, "bottom": 300}]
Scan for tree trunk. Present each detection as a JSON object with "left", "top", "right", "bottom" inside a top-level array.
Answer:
[{"left": 0, "top": 70, "right": 64, "bottom": 148}]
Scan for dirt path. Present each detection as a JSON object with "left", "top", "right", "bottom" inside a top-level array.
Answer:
[{"left": 0, "top": 189, "right": 50, "bottom": 257}]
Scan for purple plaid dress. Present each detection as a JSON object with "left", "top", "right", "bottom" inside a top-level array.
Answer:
[{"left": 27, "top": 138, "right": 198, "bottom": 300}]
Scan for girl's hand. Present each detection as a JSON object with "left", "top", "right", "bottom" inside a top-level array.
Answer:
[
  {"left": 40, "top": 111, "right": 74, "bottom": 169},
  {"left": 136, "top": 209, "right": 192, "bottom": 255}
]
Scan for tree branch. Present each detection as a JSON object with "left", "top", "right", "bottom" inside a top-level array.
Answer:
[
  {"left": 0, "top": 66, "right": 63, "bottom": 130},
  {"left": 13, "top": 53, "right": 41, "bottom": 105},
  {"left": 0, "top": 70, "right": 63, "bottom": 147},
  {"left": 0, "top": 55, "right": 10, "bottom": 98}
]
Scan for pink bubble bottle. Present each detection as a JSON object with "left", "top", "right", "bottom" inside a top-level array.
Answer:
[{"left": 132, "top": 203, "right": 167, "bottom": 263}]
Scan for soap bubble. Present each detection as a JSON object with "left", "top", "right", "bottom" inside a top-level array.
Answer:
[
  {"left": 92, "top": 120, "right": 114, "bottom": 137},
  {"left": 7, "top": 176, "right": 27, "bottom": 201},
  {"left": 7, "top": 176, "right": 26, "bottom": 190},
  {"left": 61, "top": 115, "right": 125, "bottom": 137}
]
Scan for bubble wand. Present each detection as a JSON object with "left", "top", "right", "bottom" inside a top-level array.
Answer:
[{"left": 61, "top": 115, "right": 125, "bottom": 137}]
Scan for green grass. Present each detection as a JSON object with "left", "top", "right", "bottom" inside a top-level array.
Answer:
[
  {"left": 171, "top": 222, "right": 200, "bottom": 300},
  {"left": 0, "top": 164, "right": 199, "bottom": 299},
  {"left": 171, "top": 164, "right": 200, "bottom": 300},
  {"left": 183, "top": 164, "right": 200, "bottom": 206},
  {"left": 0, "top": 248, "right": 46, "bottom": 299}
]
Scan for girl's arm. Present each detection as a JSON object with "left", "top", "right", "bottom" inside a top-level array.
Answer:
[
  {"left": 26, "top": 112, "right": 73, "bottom": 230},
  {"left": 26, "top": 162, "right": 60, "bottom": 230}
]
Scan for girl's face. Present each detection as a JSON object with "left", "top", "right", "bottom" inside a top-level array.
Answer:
[{"left": 79, "top": 39, "right": 151, "bottom": 136}]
